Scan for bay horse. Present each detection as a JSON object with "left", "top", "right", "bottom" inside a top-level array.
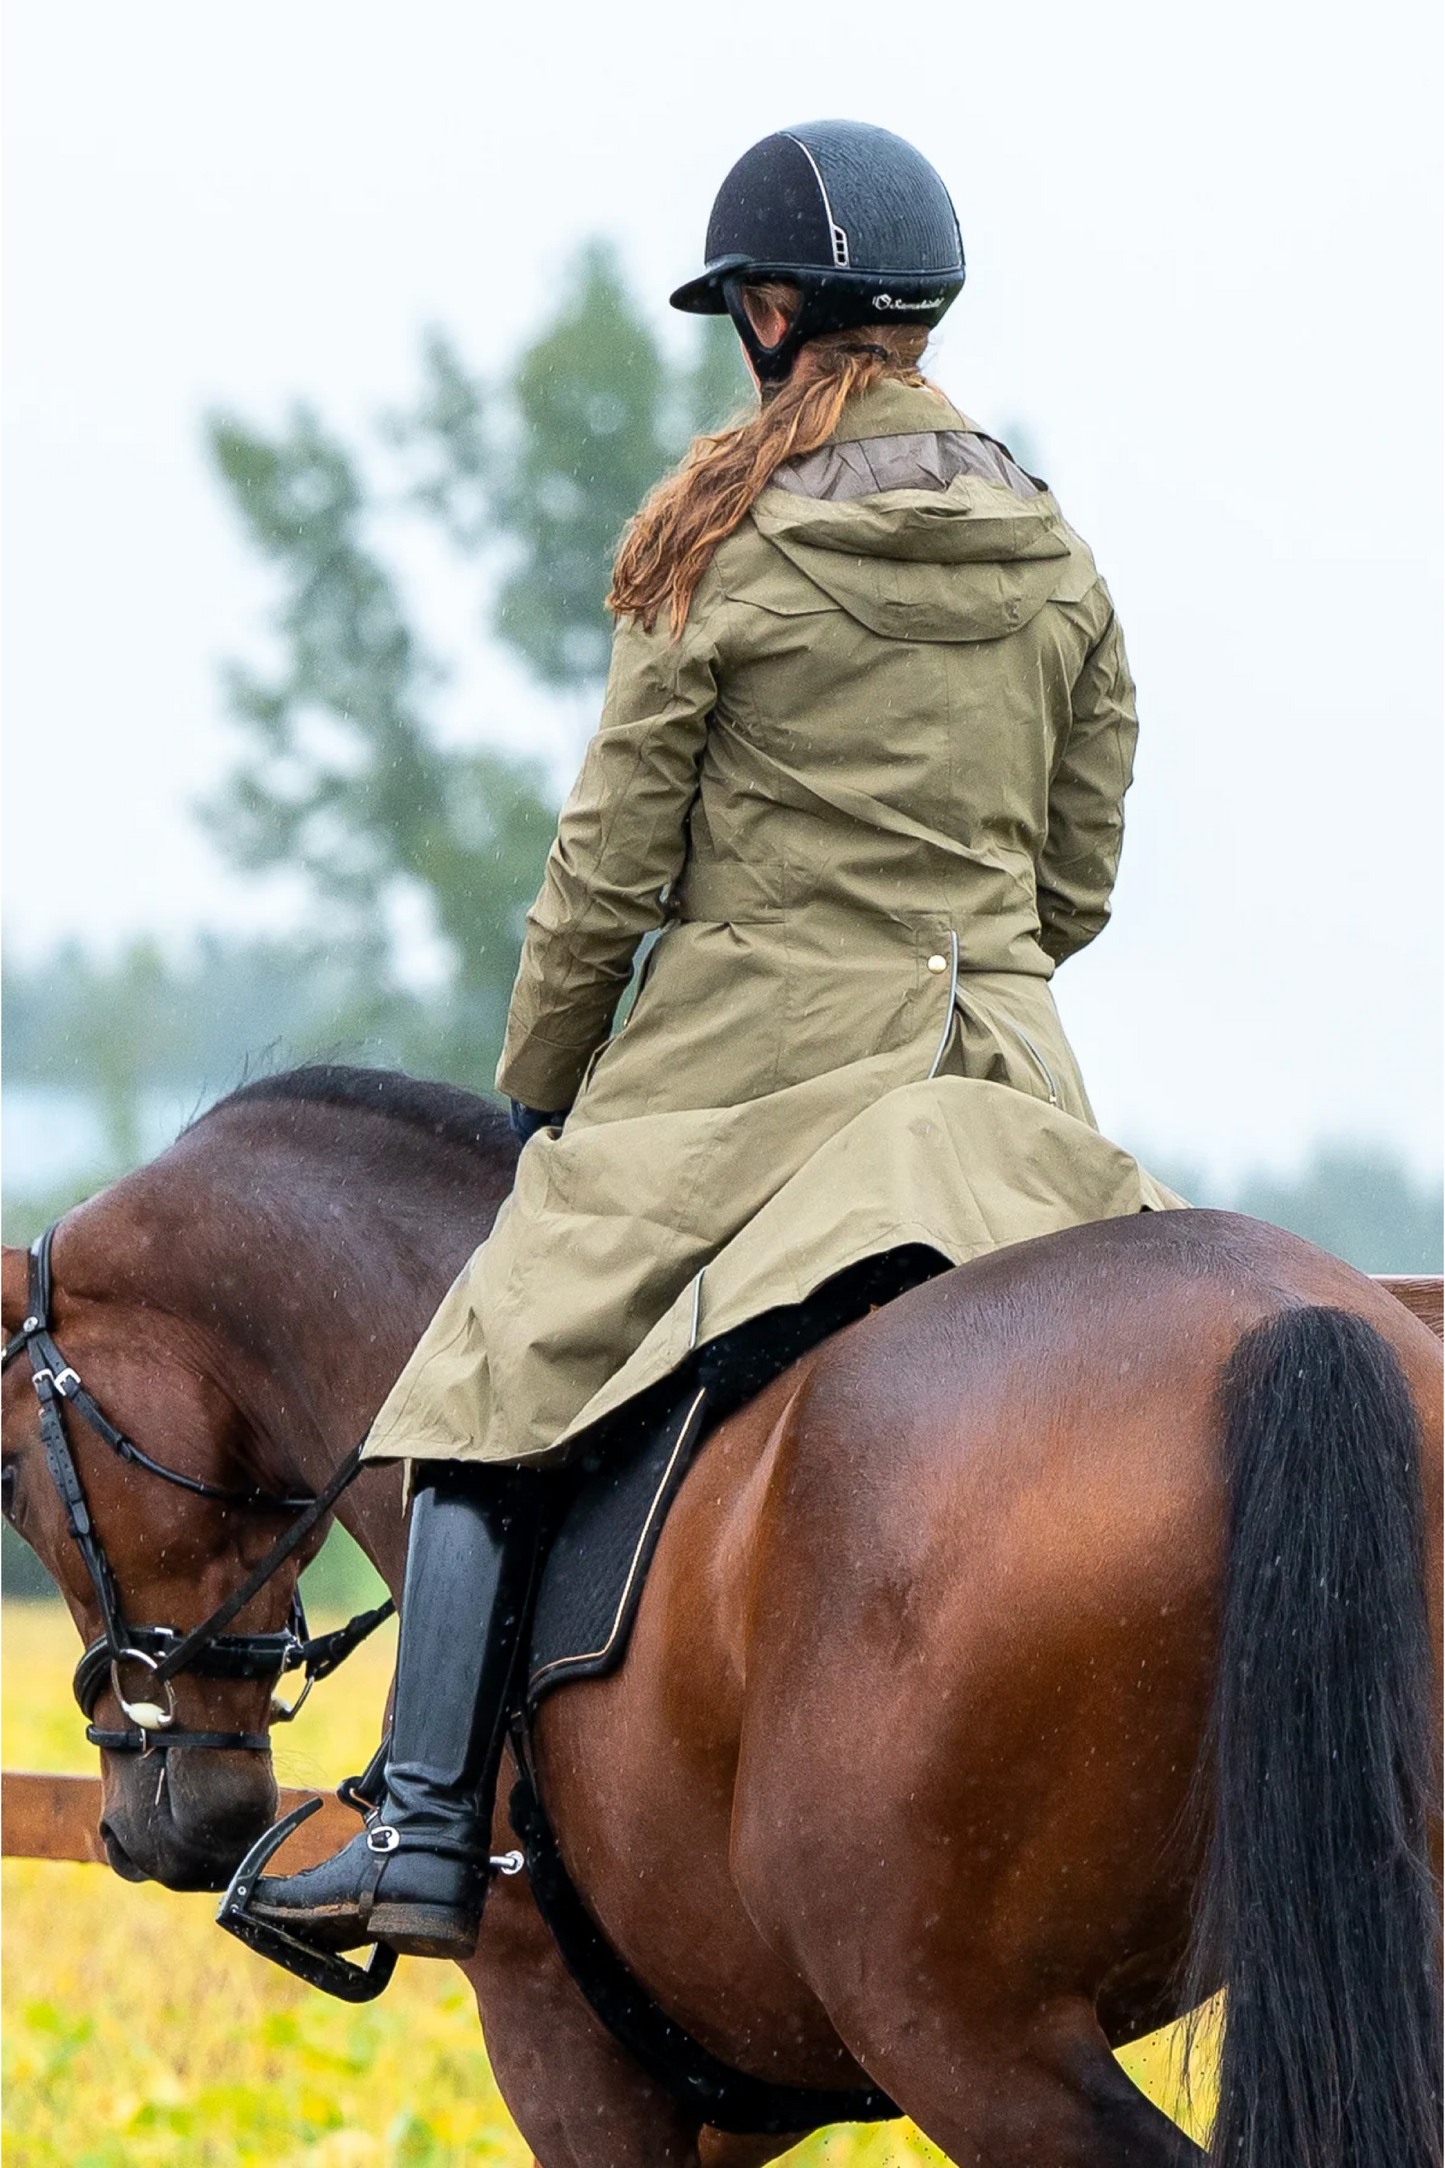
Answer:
[{"left": 2, "top": 1066, "right": 1439, "bottom": 2168}]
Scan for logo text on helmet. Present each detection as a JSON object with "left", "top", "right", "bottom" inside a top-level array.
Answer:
[{"left": 872, "top": 292, "right": 946, "bottom": 312}]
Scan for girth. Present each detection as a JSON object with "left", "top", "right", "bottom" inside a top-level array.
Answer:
[
  {"left": 2, "top": 1222, "right": 394, "bottom": 1756},
  {"left": 507, "top": 1711, "right": 902, "bottom": 2135}
]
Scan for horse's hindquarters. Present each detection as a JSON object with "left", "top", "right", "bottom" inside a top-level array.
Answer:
[
  {"left": 523, "top": 1211, "right": 1442, "bottom": 2161},
  {"left": 728, "top": 1229, "right": 1234, "bottom": 2040}
]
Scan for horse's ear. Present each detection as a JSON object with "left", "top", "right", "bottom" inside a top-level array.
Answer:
[{"left": 2, "top": 1246, "right": 31, "bottom": 1333}]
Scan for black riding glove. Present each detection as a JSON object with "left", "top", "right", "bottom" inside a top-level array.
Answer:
[{"left": 509, "top": 1101, "right": 569, "bottom": 1146}]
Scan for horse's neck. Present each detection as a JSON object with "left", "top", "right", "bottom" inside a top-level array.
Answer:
[{"left": 129, "top": 1101, "right": 512, "bottom": 1581}]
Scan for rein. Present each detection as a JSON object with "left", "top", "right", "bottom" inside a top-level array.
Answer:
[{"left": 2, "top": 1223, "right": 394, "bottom": 1755}]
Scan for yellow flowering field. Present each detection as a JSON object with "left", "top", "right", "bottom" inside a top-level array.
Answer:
[{"left": 2, "top": 1602, "right": 1208, "bottom": 2164}]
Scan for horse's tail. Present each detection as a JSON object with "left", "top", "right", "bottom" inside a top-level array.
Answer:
[{"left": 1185, "top": 1305, "right": 1440, "bottom": 2167}]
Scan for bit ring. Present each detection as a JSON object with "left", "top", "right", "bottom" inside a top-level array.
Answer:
[{"left": 110, "top": 1647, "right": 178, "bottom": 1731}]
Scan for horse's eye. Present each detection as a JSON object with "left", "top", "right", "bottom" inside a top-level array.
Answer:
[{"left": 1, "top": 1463, "right": 16, "bottom": 1521}]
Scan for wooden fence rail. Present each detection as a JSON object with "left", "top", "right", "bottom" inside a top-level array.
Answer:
[
  {"left": 1382, "top": 1275, "right": 1445, "bottom": 1336},
  {"left": 2, "top": 1770, "right": 359, "bottom": 1867}
]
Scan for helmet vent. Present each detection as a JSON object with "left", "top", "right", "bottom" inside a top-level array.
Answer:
[{"left": 787, "top": 132, "right": 851, "bottom": 268}]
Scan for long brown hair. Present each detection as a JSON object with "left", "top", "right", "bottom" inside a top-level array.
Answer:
[{"left": 608, "top": 286, "right": 937, "bottom": 636}]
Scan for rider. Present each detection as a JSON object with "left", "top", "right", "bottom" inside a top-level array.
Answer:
[{"left": 248, "top": 120, "right": 1139, "bottom": 1966}]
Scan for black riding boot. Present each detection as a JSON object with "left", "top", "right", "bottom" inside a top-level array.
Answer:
[{"left": 245, "top": 1465, "right": 545, "bottom": 1960}]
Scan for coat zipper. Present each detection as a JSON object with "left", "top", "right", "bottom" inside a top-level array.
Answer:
[
  {"left": 1010, "top": 1022, "right": 1060, "bottom": 1106},
  {"left": 926, "top": 933, "right": 961, "bottom": 1080}
]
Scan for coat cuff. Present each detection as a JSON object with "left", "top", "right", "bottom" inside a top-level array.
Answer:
[{"left": 495, "top": 1033, "right": 595, "bottom": 1114}]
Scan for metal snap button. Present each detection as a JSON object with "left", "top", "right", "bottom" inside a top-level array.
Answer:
[{"left": 926, "top": 953, "right": 948, "bottom": 974}]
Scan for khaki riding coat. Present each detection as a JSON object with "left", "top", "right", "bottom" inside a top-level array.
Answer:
[{"left": 366, "top": 380, "right": 1173, "bottom": 1468}]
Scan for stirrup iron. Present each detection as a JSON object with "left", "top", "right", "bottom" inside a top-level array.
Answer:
[{"left": 216, "top": 1800, "right": 399, "bottom": 2003}]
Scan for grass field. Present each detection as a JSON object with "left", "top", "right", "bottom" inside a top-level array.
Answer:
[{"left": 2, "top": 1602, "right": 1210, "bottom": 2164}]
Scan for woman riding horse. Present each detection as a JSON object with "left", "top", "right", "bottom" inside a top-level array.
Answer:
[{"left": 251, "top": 120, "right": 1163, "bottom": 1965}]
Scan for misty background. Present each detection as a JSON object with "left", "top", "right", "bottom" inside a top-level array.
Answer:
[{"left": 4, "top": 0, "right": 1442, "bottom": 1262}]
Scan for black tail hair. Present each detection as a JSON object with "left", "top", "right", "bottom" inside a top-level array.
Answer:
[{"left": 1185, "top": 1306, "right": 1440, "bottom": 2167}]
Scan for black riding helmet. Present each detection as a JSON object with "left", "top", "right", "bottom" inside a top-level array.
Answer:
[{"left": 670, "top": 120, "right": 965, "bottom": 383}]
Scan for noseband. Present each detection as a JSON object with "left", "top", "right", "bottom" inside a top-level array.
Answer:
[{"left": 2, "top": 1223, "right": 394, "bottom": 1756}]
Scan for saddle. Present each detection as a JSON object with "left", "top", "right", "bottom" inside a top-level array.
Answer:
[
  {"left": 512, "top": 1244, "right": 945, "bottom": 2133},
  {"left": 528, "top": 1242, "right": 944, "bottom": 1703}
]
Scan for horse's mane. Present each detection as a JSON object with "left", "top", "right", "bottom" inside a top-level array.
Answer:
[{"left": 199, "top": 1063, "right": 517, "bottom": 1162}]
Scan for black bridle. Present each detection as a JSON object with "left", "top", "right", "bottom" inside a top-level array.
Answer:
[{"left": 2, "top": 1223, "right": 394, "bottom": 1755}]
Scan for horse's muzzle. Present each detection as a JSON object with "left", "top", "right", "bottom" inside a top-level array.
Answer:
[{"left": 98, "top": 1744, "right": 278, "bottom": 1891}]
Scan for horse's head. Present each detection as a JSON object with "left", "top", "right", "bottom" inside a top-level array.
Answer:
[
  {"left": 2, "top": 1218, "right": 333, "bottom": 1890},
  {"left": 3, "top": 1068, "right": 513, "bottom": 1893}
]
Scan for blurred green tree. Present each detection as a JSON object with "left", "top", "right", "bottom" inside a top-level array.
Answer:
[
  {"left": 201, "top": 241, "right": 747, "bottom": 1086},
  {"left": 394, "top": 245, "right": 748, "bottom": 688},
  {"left": 1, "top": 932, "right": 425, "bottom": 1245},
  {"left": 1233, "top": 1146, "right": 1444, "bottom": 1275},
  {"left": 491, "top": 239, "right": 676, "bottom": 688},
  {"left": 4, "top": 941, "right": 181, "bottom": 1170},
  {"left": 688, "top": 312, "right": 755, "bottom": 435},
  {"left": 5, "top": 240, "right": 750, "bottom": 1229},
  {"left": 205, "top": 401, "right": 556, "bottom": 1086}
]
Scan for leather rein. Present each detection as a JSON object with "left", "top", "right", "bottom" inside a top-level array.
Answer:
[{"left": 1, "top": 1223, "right": 394, "bottom": 1755}]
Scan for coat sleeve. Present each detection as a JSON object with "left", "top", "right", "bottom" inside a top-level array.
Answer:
[
  {"left": 1035, "top": 601, "right": 1138, "bottom": 967},
  {"left": 496, "top": 608, "right": 719, "bottom": 1111}
]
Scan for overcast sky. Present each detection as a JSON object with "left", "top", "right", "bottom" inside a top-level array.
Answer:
[{"left": 3, "top": 0, "right": 1441, "bottom": 1184}]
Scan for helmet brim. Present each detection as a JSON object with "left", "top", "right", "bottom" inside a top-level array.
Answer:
[
  {"left": 669, "top": 257, "right": 755, "bottom": 314},
  {"left": 670, "top": 259, "right": 963, "bottom": 319}
]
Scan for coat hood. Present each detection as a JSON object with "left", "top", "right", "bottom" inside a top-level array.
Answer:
[{"left": 749, "top": 476, "right": 1079, "bottom": 643}]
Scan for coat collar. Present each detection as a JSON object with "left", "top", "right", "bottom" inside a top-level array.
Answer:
[{"left": 824, "top": 377, "right": 974, "bottom": 446}]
